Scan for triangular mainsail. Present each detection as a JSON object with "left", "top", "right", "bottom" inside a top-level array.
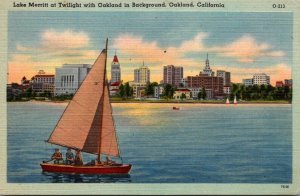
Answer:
[{"left": 47, "top": 46, "right": 120, "bottom": 157}]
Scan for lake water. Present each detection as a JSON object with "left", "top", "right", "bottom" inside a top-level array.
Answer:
[{"left": 7, "top": 102, "right": 292, "bottom": 183}]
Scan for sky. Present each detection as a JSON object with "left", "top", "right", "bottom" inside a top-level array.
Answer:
[{"left": 8, "top": 11, "right": 293, "bottom": 85}]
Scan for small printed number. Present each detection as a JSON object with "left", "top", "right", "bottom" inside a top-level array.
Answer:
[
  {"left": 281, "top": 185, "right": 289, "bottom": 189},
  {"left": 273, "top": 4, "right": 285, "bottom": 8}
]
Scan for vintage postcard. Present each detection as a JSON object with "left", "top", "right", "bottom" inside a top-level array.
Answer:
[{"left": 0, "top": 0, "right": 299, "bottom": 195}]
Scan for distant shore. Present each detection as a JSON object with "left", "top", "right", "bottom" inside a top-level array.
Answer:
[
  {"left": 8, "top": 99, "right": 291, "bottom": 104},
  {"left": 110, "top": 100, "right": 291, "bottom": 104}
]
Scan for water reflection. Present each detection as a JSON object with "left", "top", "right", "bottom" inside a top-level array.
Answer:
[{"left": 42, "top": 172, "right": 131, "bottom": 183}]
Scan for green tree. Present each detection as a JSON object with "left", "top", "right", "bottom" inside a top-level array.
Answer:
[
  {"left": 180, "top": 93, "right": 186, "bottom": 100},
  {"left": 239, "top": 84, "right": 245, "bottom": 100},
  {"left": 25, "top": 88, "right": 32, "bottom": 98},
  {"left": 288, "top": 87, "right": 292, "bottom": 101},
  {"left": 44, "top": 90, "right": 52, "bottom": 98},
  {"left": 197, "top": 91, "right": 202, "bottom": 100},
  {"left": 283, "top": 85, "right": 290, "bottom": 99},
  {"left": 163, "top": 84, "right": 172, "bottom": 99},
  {"left": 118, "top": 83, "right": 125, "bottom": 98},
  {"left": 124, "top": 82, "right": 131, "bottom": 98},
  {"left": 145, "top": 82, "right": 158, "bottom": 96},
  {"left": 32, "top": 91, "right": 37, "bottom": 98},
  {"left": 201, "top": 87, "right": 206, "bottom": 100}
]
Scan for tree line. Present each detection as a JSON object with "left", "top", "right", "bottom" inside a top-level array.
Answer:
[
  {"left": 8, "top": 81, "right": 292, "bottom": 102},
  {"left": 117, "top": 82, "right": 292, "bottom": 101},
  {"left": 230, "top": 83, "right": 292, "bottom": 101}
]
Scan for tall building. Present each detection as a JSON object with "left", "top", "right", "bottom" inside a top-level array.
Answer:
[
  {"left": 216, "top": 70, "right": 231, "bottom": 86},
  {"left": 186, "top": 75, "right": 224, "bottom": 99},
  {"left": 111, "top": 53, "right": 121, "bottom": 83},
  {"left": 55, "top": 64, "right": 92, "bottom": 96},
  {"left": 134, "top": 63, "right": 150, "bottom": 83},
  {"left": 253, "top": 73, "right": 270, "bottom": 85},
  {"left": 163, "top": 65, "right": 183, "bottom": 87},
  {"left": 202, "top": 54, "right": 214, "bottom": 76},
  {"left": 31, "top": 70, "right": 55, "bottom": 95}
]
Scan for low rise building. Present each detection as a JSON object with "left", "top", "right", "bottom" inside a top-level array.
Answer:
[
  {"left": 173, "top": 89, "right": 191, "bottom": 100},
  {"left": 154, "top": 85, "right": 164, "bottom": 99},
  {"left": 31, "top": 71, "right": 55, "bottom": 95},
  {"left": 109, "top": 81, "right": 121, "bottom": 96},
  {"left": 243, "top": 79, "right": 253, "bottom": 86},
  {"left": 253, "top": 73, "right": 270, "bottom": 85},
  {"left": 284, "top": 79, "right": 292, "bottom": 88},
  {"left": 129, "top": 82, "right": 147, "bottom": 98},
  {"left": 223, "top": 86, "right": 231, "bottom": 95},
  {"left": 186, "top": 75, "right": 224, "bottom": 99},
  {"left": 276, "top": 81, "right": 284, "bottom": 88},
  {"left": 187, "top": 87, "right": 201, "bottom": 99},
  {"left": 55, "top": 64, "right": 92, "bottom": 96}
]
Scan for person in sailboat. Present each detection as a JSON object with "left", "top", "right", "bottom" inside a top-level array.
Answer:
[
  {"left": 74, "top": 150, "right": 83, "bottom": 166},
  {"left": 51, "top": 148, "right": 63, "bottom": 164},
  {"left": 105, "top": 155, "right": 115, "bottom": 165},
  {"left": 65, "top": 148, "right": 74, "bottom": 165}
]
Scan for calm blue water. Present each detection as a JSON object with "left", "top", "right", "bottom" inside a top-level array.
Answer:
[{"left": 7, "top": 102, "right": 292, "bottom": 183}]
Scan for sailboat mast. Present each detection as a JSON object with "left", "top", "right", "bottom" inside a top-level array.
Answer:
[{"left": 97, "top": 38, "right": 109, "bottom": 163}]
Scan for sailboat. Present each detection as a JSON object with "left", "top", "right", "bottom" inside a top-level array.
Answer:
[
  {"left": 226, "top": 97, "right": 230, "bottom": 104},
  {"left": 234, "top": 95, "right": 237, "bottom": 104},
  {"left": 40, "top": 39, "right": 132, "bottom": 174}
]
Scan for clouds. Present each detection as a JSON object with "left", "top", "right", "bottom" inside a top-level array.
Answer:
[
  {"left": 112, "top": 32, "right": 290, "bottom": 84},
  {"left": 8, "top": 28, "right": 291, "bottom": 85},
  {"left": 41, "top": 29, "right": 90, "bottom": 50},
  {"left": 211, "top": 35, "right": 285, "bottom": 63},
  {"left": 113, "top": 33, "right": 285, "bottom": 65},
  {"left": 9, "top": 29, "right": 97, "bottom": 83},
  {"left": 112, "top": 33, "right": 206, "bottom": 66},
  {"left": 179, "top": 32, "right": 208, "bottom": 52}
]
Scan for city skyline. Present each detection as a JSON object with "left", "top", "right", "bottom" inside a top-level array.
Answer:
[{"left": 8, "top": 12, "right": 292, "bottom": 85}]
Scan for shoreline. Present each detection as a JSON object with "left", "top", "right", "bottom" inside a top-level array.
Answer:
[{"left": 7, "top": 99, "right": 291, "bottom": 104}]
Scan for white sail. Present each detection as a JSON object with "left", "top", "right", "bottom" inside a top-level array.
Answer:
[
  {"left": 234, "top": 96, "right": 237, "bottom": 104},
  {"left": 47, "top": 44, "right": 120, "bottom": 157}
]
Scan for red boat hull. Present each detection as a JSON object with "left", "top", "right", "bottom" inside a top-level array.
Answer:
[{"left": 40, "top": 163, "right": 132, "bottom": 174}]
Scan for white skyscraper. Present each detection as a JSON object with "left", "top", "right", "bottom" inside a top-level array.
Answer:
[
  {"left": 111, "top": 54, "right": 121, "bottom": 83},
  {"left": 134, "top": 62, "right": 150, "bottom": 83}
]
